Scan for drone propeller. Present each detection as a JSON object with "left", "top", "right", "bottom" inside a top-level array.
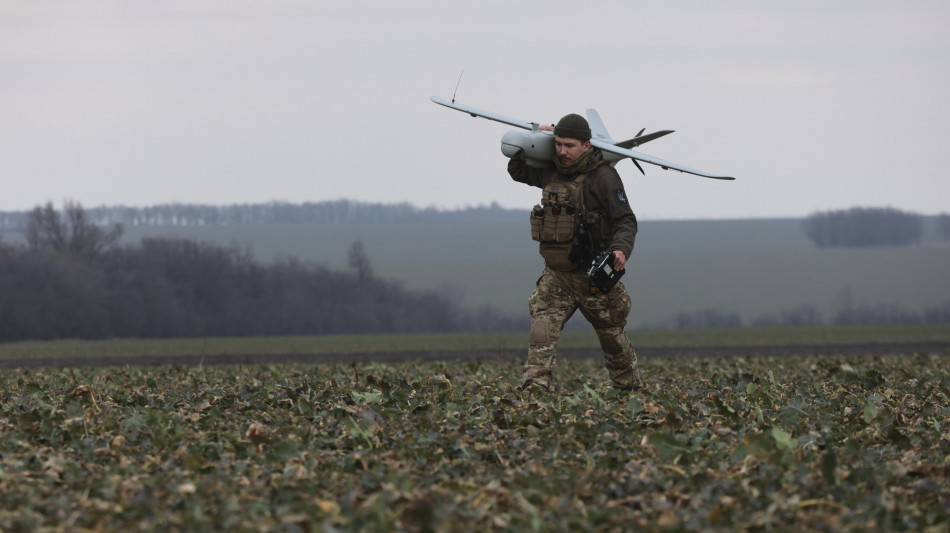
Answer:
[
  {"left": 630, "top": 129, "right": 646, "bottom": 174},
  {"left": 631, "top": 159, "right": 645, "bottom": 175}
]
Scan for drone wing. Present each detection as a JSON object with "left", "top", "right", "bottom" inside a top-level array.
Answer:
[
  {"left": 433, "top": 96, "right": 734, "bottom": 180},
  {"left": 591, "top": 139, "right": 735, "bottom": 180},
  {"left": 430, "top": 96, "right": 536, "bottom": 130}
]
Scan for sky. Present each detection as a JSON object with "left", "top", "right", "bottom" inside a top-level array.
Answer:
[{"left": 2, "top": 1, "right": 948, "bottom": 219}]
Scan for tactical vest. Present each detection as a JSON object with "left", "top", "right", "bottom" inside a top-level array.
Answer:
[{"left": 530, "top": 174, "right": 588, "bottom": 271}]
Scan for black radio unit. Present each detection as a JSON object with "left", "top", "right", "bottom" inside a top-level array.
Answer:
[{"left": 588, "top": 250, "right": 624, "bottom": 293}]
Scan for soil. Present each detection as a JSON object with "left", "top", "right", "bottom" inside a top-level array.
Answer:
[{"left": 2, "top": 342, "right": 948, "bottom": 369}]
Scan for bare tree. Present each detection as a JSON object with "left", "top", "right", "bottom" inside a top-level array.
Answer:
[
  {"left": 26, "top": 200, "right": 123, "bottom": 256},
  {"left": 26, "top": 202, "right": 67, "bottom": 251},
  {"left": 347, "top": 240, "right": 374, "bottom": 285}
]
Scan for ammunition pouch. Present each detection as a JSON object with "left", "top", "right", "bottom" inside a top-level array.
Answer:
[
  {"left": 530, "top": 207, "right": 543, "bottom": 241},
  {"left": 530, "top": 204, "right": 578, "bottom": 243}
]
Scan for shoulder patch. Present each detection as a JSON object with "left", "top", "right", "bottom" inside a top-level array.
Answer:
[{"left": 615, "top": 189, "right": 628, "bottom": 204}]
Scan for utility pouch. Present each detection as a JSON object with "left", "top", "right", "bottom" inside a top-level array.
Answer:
[
  {"left": 530, "top": 206, "right": 544, "bottom": 241},
  {"left": 555, "top": 212, "right": 576, "bottom": 241},
  {"left": 539, "top": 242, "right": 577, "bottom": 271}
]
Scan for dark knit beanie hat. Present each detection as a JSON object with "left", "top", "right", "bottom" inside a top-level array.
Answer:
[{"left": 554, "top": 113, "right": 591, "bottom": 141}]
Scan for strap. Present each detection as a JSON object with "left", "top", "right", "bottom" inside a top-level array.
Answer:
[{"left": 574, "top": 173, "right": 588, "bottom": 215}]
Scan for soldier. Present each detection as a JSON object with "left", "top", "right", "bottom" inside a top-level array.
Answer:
[{"left": 509, "top": 113, "right": 642, "bottom": 392}]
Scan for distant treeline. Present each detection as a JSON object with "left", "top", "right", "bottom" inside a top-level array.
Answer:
[
  {"left": 0, "top": 203, "right": 524, "bottom": 342},
  {"left": 0, "top": 200, "right": 523, "bottom": 232},
  {"left": 3, "top": 201, "right": 949, "bottom": 250},
  {"left": 3, "top": 202, "right": 949, "bottom": 342},
  {"left": 657, "top": 301, "right": 950, "bottom": 330},
  {"left": 803, "top": 207, "right": 950, "bottom": 247}
]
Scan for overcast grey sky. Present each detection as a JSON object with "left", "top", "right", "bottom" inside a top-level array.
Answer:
[{"left": 3, "top": 1, "right": 948, "bottom": 219}]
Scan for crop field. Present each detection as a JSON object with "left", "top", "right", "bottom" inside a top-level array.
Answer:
[{"left": 2, "top": 340, "right": 949, "bottom": 531}]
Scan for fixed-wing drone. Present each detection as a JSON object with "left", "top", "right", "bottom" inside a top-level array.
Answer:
[{"left": 431, "top": 96, "right": 734, "bottom": 180}]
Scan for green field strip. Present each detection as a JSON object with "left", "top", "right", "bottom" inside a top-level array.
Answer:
[{"left": 2, "top": 324, "right": 949, "bottom": 361}]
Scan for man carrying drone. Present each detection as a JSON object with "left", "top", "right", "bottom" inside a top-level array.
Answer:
[
  {"left": 508, "top": 113, "right": 642, "bottom": 393},
  {"left": 431, "top": 94, "right": 732, "bottom": 393}
]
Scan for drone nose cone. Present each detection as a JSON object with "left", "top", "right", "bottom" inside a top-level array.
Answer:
[
  {"left": 500, "top": 129, "right": 555, "bottom": 168},
  {"left": 501, "top": 143, "right": 521, "bottom": 158},
  {"left": 500, "top": 130, "right": 524, "bottom": 158}
]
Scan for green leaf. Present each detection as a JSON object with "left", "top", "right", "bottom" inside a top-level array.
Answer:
[
  {"left": 345, "top": 416, "right": 375, "bottom": 449},
  {"left": 863, "top": 401, "right": 879, "bottom": 424},
  {"left": 266, "top": 440, "right": 298, "bottom": 462},
  {"left": 583, "top": 384, "right": 605, "bottom": 406},
  {"left": 351, "top": 389, "right": 383, "bottom": 404},
  {"left": 628, "top": 396, "right": 643, "bottom": 419},
  {"left": 712, "top": 396, "right": 739, "bottom": 422},
  {"left": 770, "top": 427, "right": 795, "bottom": 452},
  {"left": 778, "top": 398, "right": 808, "bottom": 427},
  {"left": 296, "top": 398, "right": 315, "bottom": 416},
  {"left": 743, "top": 431, "right": 777, "bottom": 460},
  {"left": 648, "top": 432, "right": 692, "bottom": 461}
]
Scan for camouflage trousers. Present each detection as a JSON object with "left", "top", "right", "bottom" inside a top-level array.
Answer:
[{"left": 522, "top": 267, "right": 643, "bottom": 392}]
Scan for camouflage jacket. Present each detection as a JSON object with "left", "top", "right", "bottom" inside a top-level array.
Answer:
[{"left": 508, "top": 148, "right": 638, "bottom": 260}]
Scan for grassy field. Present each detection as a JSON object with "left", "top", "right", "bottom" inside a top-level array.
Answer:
[
  {"left": 1, "top": 351, "right": 948, "bottom": 530},
  {"left": 2, "top": 324, "right": 949, "bottom": 362},
  {"left": 109, "top": 218, "right": 950, "bottom": 327}
]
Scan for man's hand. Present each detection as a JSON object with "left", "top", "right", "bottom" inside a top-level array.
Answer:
[
  {"left": 539, "top": 124, "right": 555, "bottom": 132},
  {"left": 612, "top": 250, "right": 627, "bottom": 271}
]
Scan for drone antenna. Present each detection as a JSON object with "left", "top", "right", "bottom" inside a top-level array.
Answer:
[{"left": 452, "top": 70, "right": 464, "bottom": 103}]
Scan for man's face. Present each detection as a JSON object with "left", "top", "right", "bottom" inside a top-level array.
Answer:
[{"left": 554, "top": 136, "right": 591, "bottom": 166}]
